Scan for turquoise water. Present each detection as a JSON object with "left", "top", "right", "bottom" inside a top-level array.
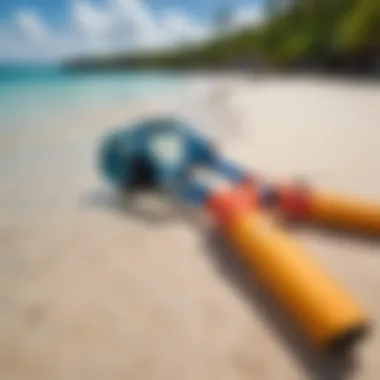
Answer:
[{"left": 0, "top": 66, "right": 183, "bottom": 132}]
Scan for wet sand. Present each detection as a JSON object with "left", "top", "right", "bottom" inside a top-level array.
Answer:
[{"left": 0, "top": 75, "right": 380, "bottom": 380}]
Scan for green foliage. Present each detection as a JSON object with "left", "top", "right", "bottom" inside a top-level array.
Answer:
[
  {"left": 67, "top": 0, "right": 380, "bottom": 72},
  {"left": 258, "top": 0, "right": 379, "bottom": 68},
  {"left": 336, "top": 0, "right": 380, "bottom": 51}
]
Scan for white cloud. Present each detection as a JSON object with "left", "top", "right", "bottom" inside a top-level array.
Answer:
[
  {"left": 72, "top": 0, "right": 113, "bottom": 35},
  {"left": 111, "top": 0, "right": 167, "bottom": 49},
  {"left": 231, "top": 3, "right": 267, "bottom": 30},
  {"left": 14, "top": 10, "right": 50, "bottom": 43},
  {"left": 163, "top": 10, "right": 209, "bottom": 44},
  {"left": 0, "top": 0, "right": 265, "bottom": 62},
  {"left": 113, "top": 0, "right": 155, "bottom": 29},
  {"left": 0, "top": 10, "right": 52, "bottom": 61},
  {"left": 70, "top": 0, "right": 210, "bottom": 52}
]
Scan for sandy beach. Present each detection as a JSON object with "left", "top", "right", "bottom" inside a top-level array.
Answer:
[{"left": 1, "top": 75, "right": 380, "bottom": 380}]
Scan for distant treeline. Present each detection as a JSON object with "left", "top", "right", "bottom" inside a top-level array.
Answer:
[{"left": 66, "top": 0, "right": 380, "bottom": 74}]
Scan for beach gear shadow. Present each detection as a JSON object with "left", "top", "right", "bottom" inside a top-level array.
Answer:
[
  {"left": 80, "top": 187, "right": 362, "bottom": 380},
  {"left": 80, "top": 186, "right": 204, "bottom": 226},
  {"left": 203, "top": 230, "right": 361, "bottom": 380}
]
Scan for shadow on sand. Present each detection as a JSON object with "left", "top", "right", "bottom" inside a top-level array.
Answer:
[
  {"left": 81, "top": 186, "right": 364, "bottom": 380},
  {"left": 204, "top": 230, "right": 362, "bottom": 380},
  {"left": 81, "top": 186, "right": 201, "bottom": 225}
]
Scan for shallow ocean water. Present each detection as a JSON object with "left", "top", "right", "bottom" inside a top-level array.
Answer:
[{"left": 0, "top": 66, "right": 184, "bottom": 132}]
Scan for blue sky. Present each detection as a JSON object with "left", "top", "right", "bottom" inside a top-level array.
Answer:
[{"left": 0, "top": 0, "right": 267, "bottom": 62}]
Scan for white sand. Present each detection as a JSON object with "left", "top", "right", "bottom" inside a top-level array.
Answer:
[{"left": 1, "top": 75, "right": 380, "bottom": 380}]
